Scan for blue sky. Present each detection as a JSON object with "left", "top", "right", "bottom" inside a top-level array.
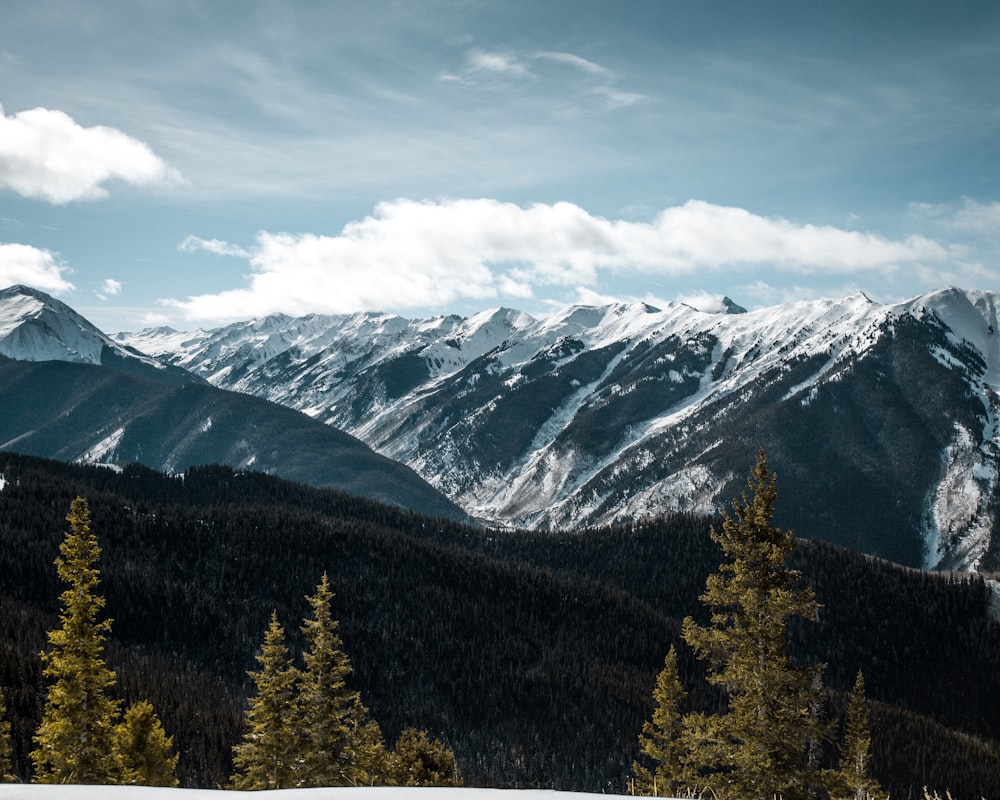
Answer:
[{"left": 1, "top": 0, "right": 998, "bottom": 332}]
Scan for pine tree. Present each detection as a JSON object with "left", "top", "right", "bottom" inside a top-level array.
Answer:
[
  {"left": 0, "top": 686, "right": 15, "bottom": 782},
  {"left": 389, "top": 727, "right": 463, "bottom": 787},
  {"left": 839, "top": 670, "right": 882, "bottom": 800},
  {"left": 631, "top": 645, "right": 692, "bottom": 796},
  {"left": 680, "top": 451, "right": 827, "bottom": 800},
  {"left": 114, "top": 700, "right": 179, "bottom": 786},
  {"left": 296, "top": 574, "right": 386, "bottom": 787},
  {"left": 346, "top": 697, "right": 390, "bottom": 785},
  {"left": 31, "top": 497, "right": 123, "bottom": 784},
  {"left": 231, "top": 611, "right": 300, "bottom": 790}
]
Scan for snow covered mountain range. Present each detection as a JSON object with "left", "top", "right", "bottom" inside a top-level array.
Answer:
[
  {"left": 113, "top": 286, "right": 1000, "bottom": 573},
  {"left": 0, "top": 285, "right": 465, "bottom": 521},
  {"left": 1, "top": 282, "right": 996, "bottom": 571}
]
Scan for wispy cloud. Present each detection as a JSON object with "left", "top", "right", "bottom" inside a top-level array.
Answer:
[
  {"left": 166, "top": 198, "right": 956, "bottom": 322},
  {"left": 534, "top": 50, "right": 644, "bottom": 109},
  {"left": 535, "top": 51, "right": 610, "bottom": 77},
  {"left": 0, "top": 243, "right": 75, "bottom": 292},
  {"left": 593, "top": 85, "right": 646, "bottom": 109},
  {"left": 908, "top": 198, "right": 1000, "bottom": 235},
  {"left": 0, "top": 103, "right": 182, "bottom": 204},
  {"left": 441, "top": 46, "right": 644, "bottom": 111}
]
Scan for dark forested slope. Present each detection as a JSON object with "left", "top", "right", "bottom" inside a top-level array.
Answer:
[
  {"left": 0, "top": 453, "right": 997, "bottom": 797},
  {"left": 0, "top": 357, "right": 466, "bottom": 522}
]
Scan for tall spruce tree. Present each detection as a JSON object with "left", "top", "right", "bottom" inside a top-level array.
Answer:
[
  {"left": 31, "top": 497, "right": 123, "bottom": 784},
  {"left": 296, "top": 574, "right": 386, "bottom": 787},
  {"left": 115, "top": 700, "right": 179, "bottom": 786},
  {"left": 631, "top": 645, "right": 692, "bottom": 796},
  {"left": 839, "top": 671, "right": 881, "bottom": 800},
  {"left": 231, "top": 611, "right": 300, "bottom": 790},
  {"left": 680, "top": 451, "right": 827, "bottom": 800}
]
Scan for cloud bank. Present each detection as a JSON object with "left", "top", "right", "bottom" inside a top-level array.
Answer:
[
  {"left": 0, "top": 243, "right": 75, "bottom": 292},
  {"left": 169, "top": 198, "right": 956, "bottom": 322},
  {"left": 0, "top": 103, "right": 180, "bottom": 203}
]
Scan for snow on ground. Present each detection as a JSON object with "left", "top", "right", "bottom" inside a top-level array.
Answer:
[{"left": 0, "top": 786, "right": 634, "bottom": 800}]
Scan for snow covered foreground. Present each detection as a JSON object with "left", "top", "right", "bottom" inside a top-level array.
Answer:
[{"left": 0, "top": 787, "right": 633, "bottom": 800}]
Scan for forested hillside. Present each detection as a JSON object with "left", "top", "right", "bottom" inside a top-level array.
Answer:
[{"left": 0, "top": 453, "right": 998, "bottom": 797}]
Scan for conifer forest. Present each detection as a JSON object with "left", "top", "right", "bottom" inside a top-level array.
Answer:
[{"left": 0, "top": 451, "right": 998, "bottom": 798}]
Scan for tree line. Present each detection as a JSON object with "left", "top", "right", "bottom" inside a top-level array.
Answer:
[
  {"left": 0, "top": 495, "right": 460, "bottom": 789},
  {"left": 0, "top": 452, "right": 998, "bottom": 796}
]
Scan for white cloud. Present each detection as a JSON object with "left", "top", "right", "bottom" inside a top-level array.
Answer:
[
  {"left": 677, "top": 291, "right": 733, "bottom": 313},
  {"left": 0, "top": 103, "right": 181, "bottom": 204},
  {"left": 737, "top": 280, "right": 869, "bottom": 308},
  {"left": 466, "top": 49, "right": 531, "bottom": 79},
  {"left": 179, "top": 235, "right": 252, "bottom": 258},
  {"left": 96, "top": 278, "right": 123, "bottom": 300},
  {"left": 166, "top": 198, "right": 956, "bottom": 323},
  {"left": 0, "top": 243, "right": 75, "bottom": 292},
  {"left": 568, "top": 286, "right": 626, "bottom": 308}
]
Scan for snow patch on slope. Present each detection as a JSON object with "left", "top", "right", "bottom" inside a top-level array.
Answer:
[
  {"left": 922, "top": 423, "right": 997, "bottom": 571},
  {"left": 77, "top": 427, "right": 126, "bottom": 465},
  {"left": 624, "top": 464, "right": 726, "bottom": 519}
]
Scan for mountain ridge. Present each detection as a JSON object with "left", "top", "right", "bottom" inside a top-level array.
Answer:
[
  {"left": 0, "top": 285, "right": 466, "bottom": 521},
  {"left": 116, "top": 286, "right": 1000, "bottom": 572}
]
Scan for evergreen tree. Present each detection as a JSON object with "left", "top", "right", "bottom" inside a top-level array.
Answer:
[
  {"left": 31, "top": 497, "right": 123, "bottom": 784},
  {"left": 231, "top": 611, "right": 300, "bottom": 790},
  {"left": 296, "top": 574, "right": 386, "bottom": 787},
  {"left": 631, "top": 645, "right": 692, "bottom": 796},
  {"left": 114, "top": 700, "right": 179, "bottom": 786},
  {"left": 346, "top": 697, "right": 390, "bottom": 785},
  {"left": 390, "top": 728, "right": 463, "bottom": 787},
  {"left": 680, "top": 451, "right": 827, "bottom": 800},
  {"left": 839, "top": 671, "right": 882, "bottom": 800},
  {"left": 0, "top": 687, "right": 15, "bottom": 782}
]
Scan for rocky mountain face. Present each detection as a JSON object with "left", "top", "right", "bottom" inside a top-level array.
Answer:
[
  {"left": 0, "top": 286, "right": 466, "bottom": 521},
  {"left": 118, "top": 287, "right": 1000, "bottom": 573}
]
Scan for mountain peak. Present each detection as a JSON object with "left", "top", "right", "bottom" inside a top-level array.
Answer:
[
  {"left": 0, "top": 283, "right": 53, "bottom": 301},
  {"left": 0, "top": 284, "right": 108, "bottom": 364},
  {"left": 721, "top": 296, "right": 747, "bottom": 314},
  {"left": 0, "top": 283, "right": 198, "bottom": 384}
]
